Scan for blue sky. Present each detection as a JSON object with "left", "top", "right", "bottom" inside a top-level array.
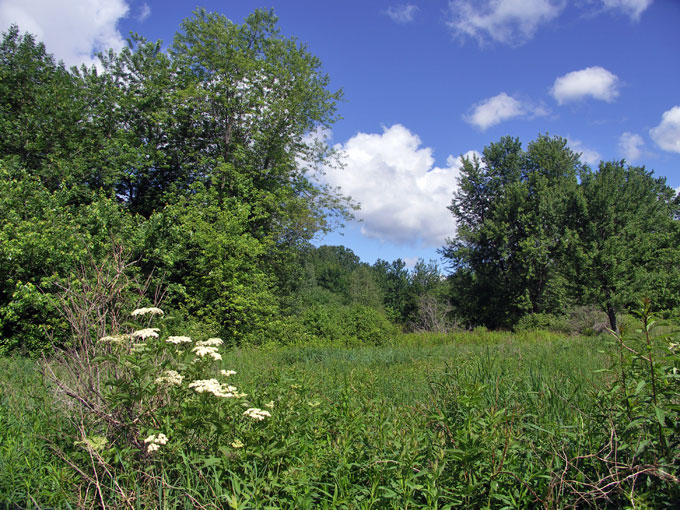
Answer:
[{"left": 2, "top": 0, "right": 679, "bottom": 267}]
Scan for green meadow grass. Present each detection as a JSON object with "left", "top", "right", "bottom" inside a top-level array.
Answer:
[{"left": 1, "top": 330, "right": 676, "bottom": 508}]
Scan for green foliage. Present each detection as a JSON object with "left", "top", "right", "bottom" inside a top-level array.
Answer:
[
  {"left": 513, "top": 312, "right": 570, "bottom": 333},
  {"left": 298, "top": 303, "right": 397, "bottom": 346},
  {"left": 444, "top": 135, "right": 584, "bottom": 328},
  {"left": 444, "top": 135, "right": 680, "bottom": 329}
]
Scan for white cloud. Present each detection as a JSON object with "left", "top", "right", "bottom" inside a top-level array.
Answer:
[
  {"left": 0, "top": 0, "right": 130, "bottom": 68},
  {"left": 601, "top": 0, "right": 653, "bottom": 21},
  {"left": 464, "top": 92, "right": 547, "bottom": 130},
  {"left": 385, "top": 4, "right": 419, "bottom": 23},
  {"left": 550, "top": 66, "right": 620, "bottom": 104},
  {"left": 323, "top": 124, "right": 478, "bottom": 246},
  {"left": 446, "top": 0, "right": 565, "bottom": 46},
  {"left": 650, "top": 106, "right": 680, "bottom": 153},
  {"left": 137, "top": 2, "right": 151, "bottom": 22},
  {"left": 567, "top": 138, "right": 601, "bottom": 165},
  {"left": 618, "top": 132, "right": 644, "bottom": 161}
]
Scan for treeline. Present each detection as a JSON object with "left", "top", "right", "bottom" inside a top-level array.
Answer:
[
  {"left": 0, "top": 10, "right": 354, "bottom": 353},
  {"left": 443, "top": 136, "right": 680, "bottom": 330},
  {"left": 0, "top": 11, "right": 448, "bottom": 354},
  {"left": 2, "top": 10, "right": 679, "bottom": 354}
]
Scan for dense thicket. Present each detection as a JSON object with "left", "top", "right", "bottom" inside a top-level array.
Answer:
[
  {"left": 443, "top": 135, "right": 680, "bottom": 329},
  {"left": 0, "top": 11, "right": 354, "bottom": 352}
]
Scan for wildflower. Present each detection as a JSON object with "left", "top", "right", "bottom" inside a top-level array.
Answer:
[
  {"left": 144, "top": 433, "right": 168, "bottom": 453},
  {"left": 196, "top": 337, "right": 223, "bottom": 347},
  {"left": 221, "top": 369, "right": 237, "bottom": 377},
  {"left": 192, "top": 345, "right": 222, "bottom": 361},
  {"left": 132, "top": 328, "right": 160, "bottom": 339},
  {"left": 188, "top": 379, "right": 241, "bottom": 398},
  {"left": 155, "top": 370, "right": 183, "bottom": 386},
  {"left": 243, "top": 408, "right": 271, "bottom": 421},
  {"left": 166, "top": 335, "right": 192, "bottom": 344},
  {"left": 99, "top": 334, "right": 130, "bottom": 344},
  {"left": 131, "top": 307, "right": 164, "bottom": 317},
  {"left": 231, "top": 439, "right": 244, "bottom": 448}
]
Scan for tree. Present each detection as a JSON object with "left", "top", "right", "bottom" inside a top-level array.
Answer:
[
  {"left": 576, "top": 162, "right": 680, "bottom": 330},
  {"left": 442, "top": 135, "right": 585, "bottom": 328}
]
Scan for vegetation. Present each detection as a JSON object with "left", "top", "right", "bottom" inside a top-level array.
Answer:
[{"left": 1, "top": 9, "right": 679, "bottom": 508}]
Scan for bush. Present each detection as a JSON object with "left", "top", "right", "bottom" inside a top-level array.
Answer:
[
  {"left": 513, "top": 312, "right": 570, "bottom": 333},
  {"left": 298, "top": 303, "right": 397, "bottom": 346}
]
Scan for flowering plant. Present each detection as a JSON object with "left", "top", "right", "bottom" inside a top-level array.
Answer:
[{"left": 77, "top": 307, "right": 272, "bottom": 465}]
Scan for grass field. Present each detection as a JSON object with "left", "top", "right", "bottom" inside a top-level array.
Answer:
[{"left": 1, "top": 329, "right": 677, "bottom": 509}]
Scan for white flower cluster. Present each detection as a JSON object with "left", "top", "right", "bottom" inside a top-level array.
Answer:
[
  {"left": 192, "top": 345, "right": 222, "bottom": 361},
  {"left": 132, "top": 328, "right": 160, "bottom": 339},
  {"left": 243, "top": 408, "right": 271, "bottom": 421},
  {"left": 221, "top": 369, "right": 237, "bottom": 377},
  {"left": 131, "top": 307, "right": 164, "bottom": 317},
  {"left": 155, "top": 370, "right": 183, "bottom": 386},
  {"left": 188, "top": 379, "right": 246, "bottom": 398},
  {"left": 99, "top": 334, "right": 131, "bottom": 344},
  {"left": 144, "top": 433, "right": 168, "bottom": 453},
  {"left": 196, "top": 337, "right": 223, "bottom": 347},
  {"left": 166, "top": 335, "right": 192, "bottom": 344}
]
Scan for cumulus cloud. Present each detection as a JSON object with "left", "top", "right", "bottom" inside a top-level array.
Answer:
[
  {"left": 385, "top": 4, "right": 419, "bottom": 23},
  {"left": 551, "top": 66, "right": 620, "bottom": 105},
  {"left": 464, "top": 92, "right": 547, "bottom": 130},
  {"left": 618, "top": 132, "right": 644, "bottom": 161},
  {"left": 567, "top": 138, "right": 601, "bottom": 165},
  {"left": 650, "top": 106, "right": 680, "bottom": 153},
  {"left": 323, "top": 124, "right": 478, "bottom": 246},
  {"left": 601, "top": 0, "right": 653, "bottom": 21},
  {"left": 446, "top": 0, "right": 565, "bottom": 46},
  {"left": 0, "top": 0, "right": 130, "bottom": 68}
]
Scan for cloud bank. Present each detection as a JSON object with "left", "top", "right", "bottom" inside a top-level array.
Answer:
[
  {"left": 0, "top": 0, "right": 131, "bottom": 68},
  {"left": 323, "top": 125, "right": 477, "bottom": 246},
  {"left": 551, "top": 66, "right": 620, "bottom": 104}
]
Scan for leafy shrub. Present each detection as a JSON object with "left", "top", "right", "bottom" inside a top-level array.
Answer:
[
  {"left": 298, "top": 303, "right": 397, "bottom": 346},
  {"left": 45, "top": 307, "right": 275, "bottom": 506},
  {"left": 513, "top": 312, "right": 571, "bottom": 333}
]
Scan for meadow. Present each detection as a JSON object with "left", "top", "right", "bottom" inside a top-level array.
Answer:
[{"left": 1, "top": 322, "right": 677, "bottom": 509}]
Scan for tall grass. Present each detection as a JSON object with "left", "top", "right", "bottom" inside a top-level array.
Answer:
[{"left": 1, "top": 326, "right": 677, "bottom": 508}]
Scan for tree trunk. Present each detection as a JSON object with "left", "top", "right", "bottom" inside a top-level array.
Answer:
[{"left": 606, "top": 301, "right": 617, "bottom": 332}]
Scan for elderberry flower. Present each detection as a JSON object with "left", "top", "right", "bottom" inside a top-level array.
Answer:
[
  {"left": 192, "top": 345, "right": 222, "bottom": 360},
  {"left": 189, "top": 379, "right": 241, "bottom": 398},
  {"left": 132, "top": 328, "right": 160, "bottom": 339},
  {"left": 144, "top": 433, "right": 168, "bottom": 453},
  {"left": 166, "top": 336, "right": 192, "bottom": 344},
  {"left": 243, "top": 408, "right": 271, "bottom": 421},
  {"left": 196, "top": 337, "right": 223, "bottom": 347},
  {"left": 155, "top": 370, "right": 183, "bottom": 386},
  {"left": 221, "top": 369, "right": 237, "bottom": 377},
  {"left": 131, "top": 307, "right": 164, "bottom": 317}
]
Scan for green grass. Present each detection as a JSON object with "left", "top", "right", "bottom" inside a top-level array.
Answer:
[{"left": 1, "top": 330, "right": 677, "bottom": 508}]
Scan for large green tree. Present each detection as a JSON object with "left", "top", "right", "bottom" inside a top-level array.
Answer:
[
  {"left": 575, "top": 162, "right": 680, "bottom": 330},
  {"left": 443, "top": 135, "right": 584, "bottom": 328}
]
